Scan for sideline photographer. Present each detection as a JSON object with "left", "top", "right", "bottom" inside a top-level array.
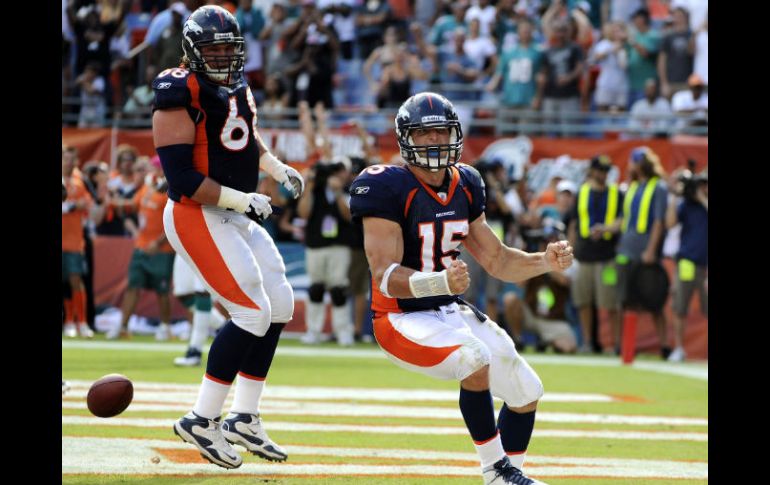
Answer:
[
  {"left": 297, "top": 156, "right": 355, "bottom": 346},
  {"left": 664, "top": 162, "right": 707, "bottom": 362}
]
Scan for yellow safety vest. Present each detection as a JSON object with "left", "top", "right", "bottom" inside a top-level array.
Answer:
[
  {"left": 578, "top": 183, "right": 618, "bottom": 240},
  {"left": 622, "top": 176, "right": 659, "bottom": 234}
]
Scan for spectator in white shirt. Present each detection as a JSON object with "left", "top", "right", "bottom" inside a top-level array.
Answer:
[
  {"left": 464, "top": 0, "right": 497, "bottom": 38},
  {"left": 589, "top": 21, "right": 629, "bottom": 112},
  {"left": 628, "top": 79, "right": 672, "bottom": 138},
  {"left": 671, "top": 73, "right": 707, "bottom": 131}
]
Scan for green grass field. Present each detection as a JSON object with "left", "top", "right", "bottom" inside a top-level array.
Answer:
[{"left": 62, "top": 336, "right": 707, "bottom": 484}]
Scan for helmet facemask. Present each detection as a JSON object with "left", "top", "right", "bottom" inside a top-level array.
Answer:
[
  {"left": 186, "top": 37, "right": 244, "bottom": 85},
  {"left": 399, "top": 121, "right": 463, "bottom": 172}
]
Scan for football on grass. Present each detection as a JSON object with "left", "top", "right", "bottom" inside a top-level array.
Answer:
[{"left": 87, "top": 374, "right": 133, "bottom": 418}]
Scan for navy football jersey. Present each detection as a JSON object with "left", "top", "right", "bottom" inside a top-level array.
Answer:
[
  {"left": 152, "top": 67, "right": 261, "bottom": 204},
  {"left": 350, "top": 163, "right": 486, "bottom": 314}
]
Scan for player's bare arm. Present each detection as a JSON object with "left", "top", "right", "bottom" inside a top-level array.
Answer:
[
  {"left": 363, "top": 217, "right": 469, "bottom": 298},
  {"left": 153, "top": 108, "right": 221, "bottom": 206},
  {"left": 464, "top": 213, "right": 573, "bottom": 283},
  {"left": 153, "top": 108, "right": 271, "bottom": 218}
]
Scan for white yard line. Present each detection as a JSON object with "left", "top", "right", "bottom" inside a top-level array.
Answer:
[
  {"left": 61, "top": 436, "right": 708, "bottom": 479},
  {"left": 62, "top": 340, "right": 708, "bottom": 380},
  {"left": 62, "top": 397, "right": 707, "bottom": 427},
  {"left": 64, "top": 380, "right": 617, "bottom": 403},
  {"left": 61, "top": 415, "right": 707, "bottom": 441}
]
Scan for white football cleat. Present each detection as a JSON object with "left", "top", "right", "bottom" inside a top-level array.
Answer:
[
  {"left": 173, "top": 412, "right": 242, "bottom": 469},
  {"left": 222, "top": 412, "right": 288, "bottom": 462}
]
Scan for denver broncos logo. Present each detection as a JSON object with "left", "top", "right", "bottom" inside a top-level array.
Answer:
[{"left": 183, "top": 20, "right": 203, "bottom": 36}]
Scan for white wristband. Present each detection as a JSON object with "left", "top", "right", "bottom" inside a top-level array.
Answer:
[
  {"left": 408, "top": 270, "right": 452, "bottom": 298},
  {"left": 217, "top": 186, "right": 250, "bottom": 213},
  {"left": 260, "top": 151, "right": 285, "bottom": 180},
  {"left": 379, "top": 263, "right": 400, "bottom": 298}
]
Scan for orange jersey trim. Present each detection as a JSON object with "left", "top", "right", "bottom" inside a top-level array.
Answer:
[{"left": 412, "top": 166, "right": 460, "bottom": 206}]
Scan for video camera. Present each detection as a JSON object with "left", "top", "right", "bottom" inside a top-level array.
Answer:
[
  {"left": 676, "top": 159, "right": 707, "bottom": 202},
  {"left": 313, "top": 156, "right": 351, "bottom": 190}
]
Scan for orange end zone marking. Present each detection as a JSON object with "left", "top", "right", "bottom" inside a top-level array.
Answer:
[{"left": 608, "top": 394, "right": 649, "bottom": 403}]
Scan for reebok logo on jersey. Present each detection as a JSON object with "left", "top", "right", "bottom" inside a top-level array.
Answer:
[
  {"left": 157, "top": 82, "right": 172, "bottom": 89},
  {"left": 354, "top": 186, "right": 370, "bottom": 195}
]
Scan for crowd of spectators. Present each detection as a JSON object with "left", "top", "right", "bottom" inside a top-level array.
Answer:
[{"left": 63, "top": 0, "right": 707, "bottom": 135}]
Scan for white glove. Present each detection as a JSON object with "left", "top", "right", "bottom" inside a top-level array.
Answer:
[
  {"left": 244, "top": 192, "right": 273, "bottom": 221},
  {"left": 261, "top": 152, "right": 305, "bottom": 199},
  {"left": 218, "top": 187, "right": 272, "bottom": 221},
  {"left": 278, "top": 164, "right": 305, "bottom": 199}
]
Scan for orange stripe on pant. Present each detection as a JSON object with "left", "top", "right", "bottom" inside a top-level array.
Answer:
[
  {"left": 173, "top": 203, "right": 260, "bottom": 310},
  {"left": 373, "top": 314, "right": 461, "bottom": 367}
]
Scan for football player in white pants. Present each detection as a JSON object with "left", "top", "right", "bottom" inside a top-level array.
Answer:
[{"left": 350, "top": 92, "right": 573, "bottom": 484}]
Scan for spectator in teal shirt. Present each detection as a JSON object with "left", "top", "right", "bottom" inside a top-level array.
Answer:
[
  {"left": 486, "top": 18, "right": 542, "bottom": 108},
  {"left": 429, "top": 2, "right": 468, "bottom": 54},
  {"left": 626, "top": 8, "right": 661, "bottom": 108}
]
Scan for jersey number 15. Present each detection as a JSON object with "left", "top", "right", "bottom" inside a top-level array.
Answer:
[{"left": 418, "top": 220, "right": 469, "bottom": 271}]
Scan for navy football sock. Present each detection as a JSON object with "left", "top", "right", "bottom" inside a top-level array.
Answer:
[
  {"left": 205, "top": 320, "right": 259, "bottom": 384},
  {"left": 497, "top": 405, "right": 536, "bottom": 454},
  {"left": 239, "top": 323, "right": 286, "bottom": 378},
  {"left": 459, "top": 387, "right": 498, "bottom": 443}
]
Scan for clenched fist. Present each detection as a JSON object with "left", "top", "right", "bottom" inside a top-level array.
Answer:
[
  {"left": 447, "top": 259, "right": 470, "bottom": 295},
  {"left": 544, "top": 240, "right": 574, "bottom": 272}
]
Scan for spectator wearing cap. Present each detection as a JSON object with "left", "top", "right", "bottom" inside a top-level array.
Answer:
[
  {"left": 625, "top": 8, "right": 661, "bottom": 109},
  {"left": 567, "top": 155, "right": 624, "bottom": 354},
  {"left": 657, "top": 7, "right": 693, "bottom": 99},
  {"left": 671, "top": 73, "right": 707, "bottom": 130},
  {"left": 628, "top": 78, "right": 672, "bottom": 137},
  {"left": 616, "top": 147, "right": 671, "bottom": 359},
  {"left": 555, "top": 179, "right": 577, "bottom": 220},
  {"left": 664, "top": 168, "right": 707, "bottom": 362}
]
